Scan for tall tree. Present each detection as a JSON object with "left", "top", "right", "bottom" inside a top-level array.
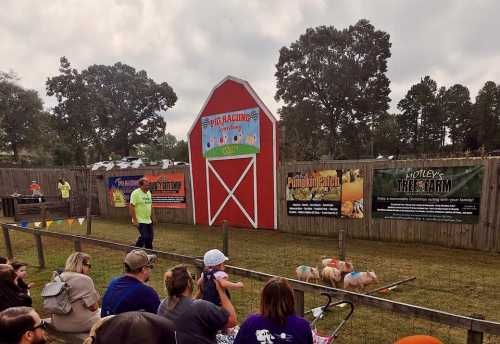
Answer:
[
  {"left": 275, "top": 19, "right": 391, "bottom": 159},
  {"left": 46, "top": 57, "right": 177, "bottom": 163},
  {"left": 46, "top": 57, "right": 101, "bottom": 164},
  {"left": 397, "top": 76, "right": 445, "bottom": 154},
  {"left": 172, "top": 140, "right": 189, "bottom": 162},
  {"left": 0, "top": 77, "right": 44, "bottom": 161},
  {"left": 372, "top": 113, "right": 401, "bottom": 156},
  {"left": 471, "top": 81, "right": 500, "bottom": 150},
  {"left": 279, "top": 101, "right": 328, "bottom": 160},
  {"left": 141, "top": 132, "right": 178, "bottom": 161},
  {"left": 439, "top": 84, "right": 473, "bottom": 151}
]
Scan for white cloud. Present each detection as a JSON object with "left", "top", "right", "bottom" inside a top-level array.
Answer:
[{"left": 1, "top": 0, "right": 500, "bottom": 140}]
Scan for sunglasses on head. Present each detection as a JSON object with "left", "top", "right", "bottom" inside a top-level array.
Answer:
[{"left": 31, "top": 320, "right": 48, "bottom": 331}]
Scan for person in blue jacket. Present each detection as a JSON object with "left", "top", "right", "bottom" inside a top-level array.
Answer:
[{"left": 101, "top": 250, "right": 160, "bottom": 317}]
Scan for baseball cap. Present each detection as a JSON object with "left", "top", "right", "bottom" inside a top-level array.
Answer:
[
  {"left": 203, "top": 249, "right": 228, "bottom": 267},
  {"left": 124, "top": 250, "right": 156, "bottom": 270},
  {"left": 94, "top": 312, "right": 176, "bottom": 344}
]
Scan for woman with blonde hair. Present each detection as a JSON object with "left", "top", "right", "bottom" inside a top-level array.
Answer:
[
  {"left": 234, "top": 277, "right": 313, "bottom": 343},
  {"left": 51, "top": 252, "right": 100, "bottom": 333}
]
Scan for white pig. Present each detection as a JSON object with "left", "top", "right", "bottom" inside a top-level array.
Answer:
[
  {"left": 343, "top": 271, "right": 378, "bottom": 291},
  {"left": 321, "top": 266, "right": 342, "bottom": 287},
  {"left": 295, "top": 265, "right": 320, "bottom": 283},
  {"left": 321, "top": 258, "right": 354, "bottom": 274}
]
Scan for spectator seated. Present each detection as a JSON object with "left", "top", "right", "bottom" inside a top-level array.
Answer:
[{"left": 43, "top": 317, "right": 89, "bottom": 342}]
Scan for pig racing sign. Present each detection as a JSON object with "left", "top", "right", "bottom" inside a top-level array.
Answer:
[
  {"left": 201, "top": 107, "right": 260, "bottom": 158},
  {"left": 372, "top": 166, "right": 484, "bottom": 223}
]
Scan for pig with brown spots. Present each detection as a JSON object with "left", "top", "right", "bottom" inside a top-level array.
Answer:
[{"left": 321, "top": 266, "right": 342, "bottom": 287}]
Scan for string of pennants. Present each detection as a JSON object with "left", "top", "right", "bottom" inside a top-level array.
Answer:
[{"left": 17, "top": 217, "right": 86, "bottom": 229}]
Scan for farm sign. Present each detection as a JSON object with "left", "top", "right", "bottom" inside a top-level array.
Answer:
[
  {"left": 201, "top": 107, "right": 260, "bottom": 158},
  {"left": 372, "top": 166, "right": 483, "bottom": 223},
  {"left": 286, "top": 169, "right": 364, "bottom": 218},
  {"left": 108, "top": 175, "right": 143, "bottom": 207},
  {"left": 144, "top": 173, "right": 186, "bottom": 208}
]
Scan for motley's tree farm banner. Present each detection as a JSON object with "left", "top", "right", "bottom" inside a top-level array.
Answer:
[
  {"left": 201, "top": 107, "right": 260, "bottom": 158},
  {"left": 286, "top": 169, "right": 364, "bottom": 218},
  {"left": 145, "top": 173, "right": 186, "bottom": 208},
  {"left": 372, "top": 166, "right": 484, "bottom": 223},
  {"left": 108, "top": 175, "right": 143, "bottom": 207}
]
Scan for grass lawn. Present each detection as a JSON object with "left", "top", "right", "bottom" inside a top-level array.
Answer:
[{"left": 2, "top": 217, "right": 500, "bottom": 343}]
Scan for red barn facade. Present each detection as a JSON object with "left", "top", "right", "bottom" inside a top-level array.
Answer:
[{"left": 188, "top": 76, "right": 277, "bottom": 229}]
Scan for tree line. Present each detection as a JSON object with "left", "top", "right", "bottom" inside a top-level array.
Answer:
[
  {"left": 1, "top": 19, "right": 500, "bottom": 166},
  {"left": 276, "top": 20, "right": 500, "bottom": 160},
  {"left": 0, "top": 59, "right": 187, "bottom": 166}
]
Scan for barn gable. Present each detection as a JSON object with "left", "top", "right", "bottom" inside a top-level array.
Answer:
[{"left": 188, "top": 76, "right": 277, "bottom": 229}]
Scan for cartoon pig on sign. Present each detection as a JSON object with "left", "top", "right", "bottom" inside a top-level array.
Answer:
[
  {"left": 295, "top": 265, "right": 320, "bottom": 283},
  {"left": 343, "top": 271, "right": 378, "bottom": 291}
]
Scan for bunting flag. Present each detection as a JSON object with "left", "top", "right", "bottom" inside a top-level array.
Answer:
[
  {"left": 77, "top": 217, "right": 85, "bottom": 225},
  {"left": 20, "top": 221, "right": 29, "bottom": 228},
  {"left": 55, "top": 219, "right": 64, "bottom": 225},
  {"left": 46, "top": 220, "right": 53, "bottom": 228},
  {"left": 34, "top": 222, "right": 42, "bottom": 228},
  {"left": 67, "top": 218, "right": 75, "bottom": 225}
]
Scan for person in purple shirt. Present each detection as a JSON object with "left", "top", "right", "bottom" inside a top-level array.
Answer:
[
  {"left": 234, "top": 277, "right": 313, "bottom": 344},
  {"left": 101, "top": 250, "right": 160, "bottom": 317}
]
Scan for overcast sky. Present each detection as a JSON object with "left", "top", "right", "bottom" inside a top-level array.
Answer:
[{"left": 2, "top": 0, "right": 500, "bottom": 140}]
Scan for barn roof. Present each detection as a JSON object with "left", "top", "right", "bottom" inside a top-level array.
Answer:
[{"left": 187, "top": 75, "right": 277, "bottom": 137}]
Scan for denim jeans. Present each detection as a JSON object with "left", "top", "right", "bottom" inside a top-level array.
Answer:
[{"left": 135, "top": 223, "right": 154, "bottom": 249}]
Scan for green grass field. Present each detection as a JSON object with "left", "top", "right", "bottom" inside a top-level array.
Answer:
[
  {"left": 2, "top": 218, "right": 500, "bottom": 343},
  {"left": 204, "top": 144, "right": 259, "bottom": 158}
]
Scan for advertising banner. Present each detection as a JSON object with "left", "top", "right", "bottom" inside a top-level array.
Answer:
[
  {"left": 108, "top": 175, "right": 143, "bottom": 208},
  {"left": 341, "top": 169, "right": 364, "bottom": 219},
  {"left": 145, "top": 173, "right": 186, "bottom": 208},
  {"left": 286, "top": 169, "right": 364, "bottom": 218},
  {"left": 201, "top": 107, "right": 260, "bottom": 158},
  {"left": 372, "top": 166, "right": 483, "bottom": 223}
]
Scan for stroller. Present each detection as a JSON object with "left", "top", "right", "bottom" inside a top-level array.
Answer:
[{"left": 308, "top": 293, "right": 354, "bottom": 344}]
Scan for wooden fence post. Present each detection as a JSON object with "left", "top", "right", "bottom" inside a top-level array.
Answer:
[
  {"left": 222, "top": 220, "right": 229, "bottom": 257},
  {"left": 467, "top": 314, "right": 485, "bottom": 344},
  {"left": 293, "top": 288, "right": 305, "bottom": 317},
  {"left": 41, "top": 205, "right": 47, "bottom": 228},
  {"left": 13, "top": 198, "right": 19, "bottom": 221},
  {"left": 74, "top": 239, "right": 82, "bottom": 252},
  {"left": 2, "top": 225, "right": 13, "bottom": 259},
  {"left": 86, "top": 207, "right": 92, "bottom": 236},
  {"left": 338, "top": 229, "right": 346, "bottom": 261},
  {"left": 34, "top": 230, "right": 45, "bottom": 269}
]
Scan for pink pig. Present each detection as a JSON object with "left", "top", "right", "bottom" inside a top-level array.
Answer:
[
  {"left": 343, "top": 271, "right": 378, "bottom": 291},
  {"left": 295, "top": 265, "right": 320, "bottom": 283},
  {"left": 321, "top": 258, "right": 354, "bottom": 274},
  {"left": 321, "top": 266, "right": 342, "bottom": 287}
]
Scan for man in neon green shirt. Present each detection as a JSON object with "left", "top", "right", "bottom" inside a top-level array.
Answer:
[
  {"left": 58, "top": 178, "right": 71, "bottom": 199},
  {"left": 129, "top": 178, "right": 154, "bottom": 249},
  {"left": 58, "top": 178, "right": 72, "bottom": 216}
]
